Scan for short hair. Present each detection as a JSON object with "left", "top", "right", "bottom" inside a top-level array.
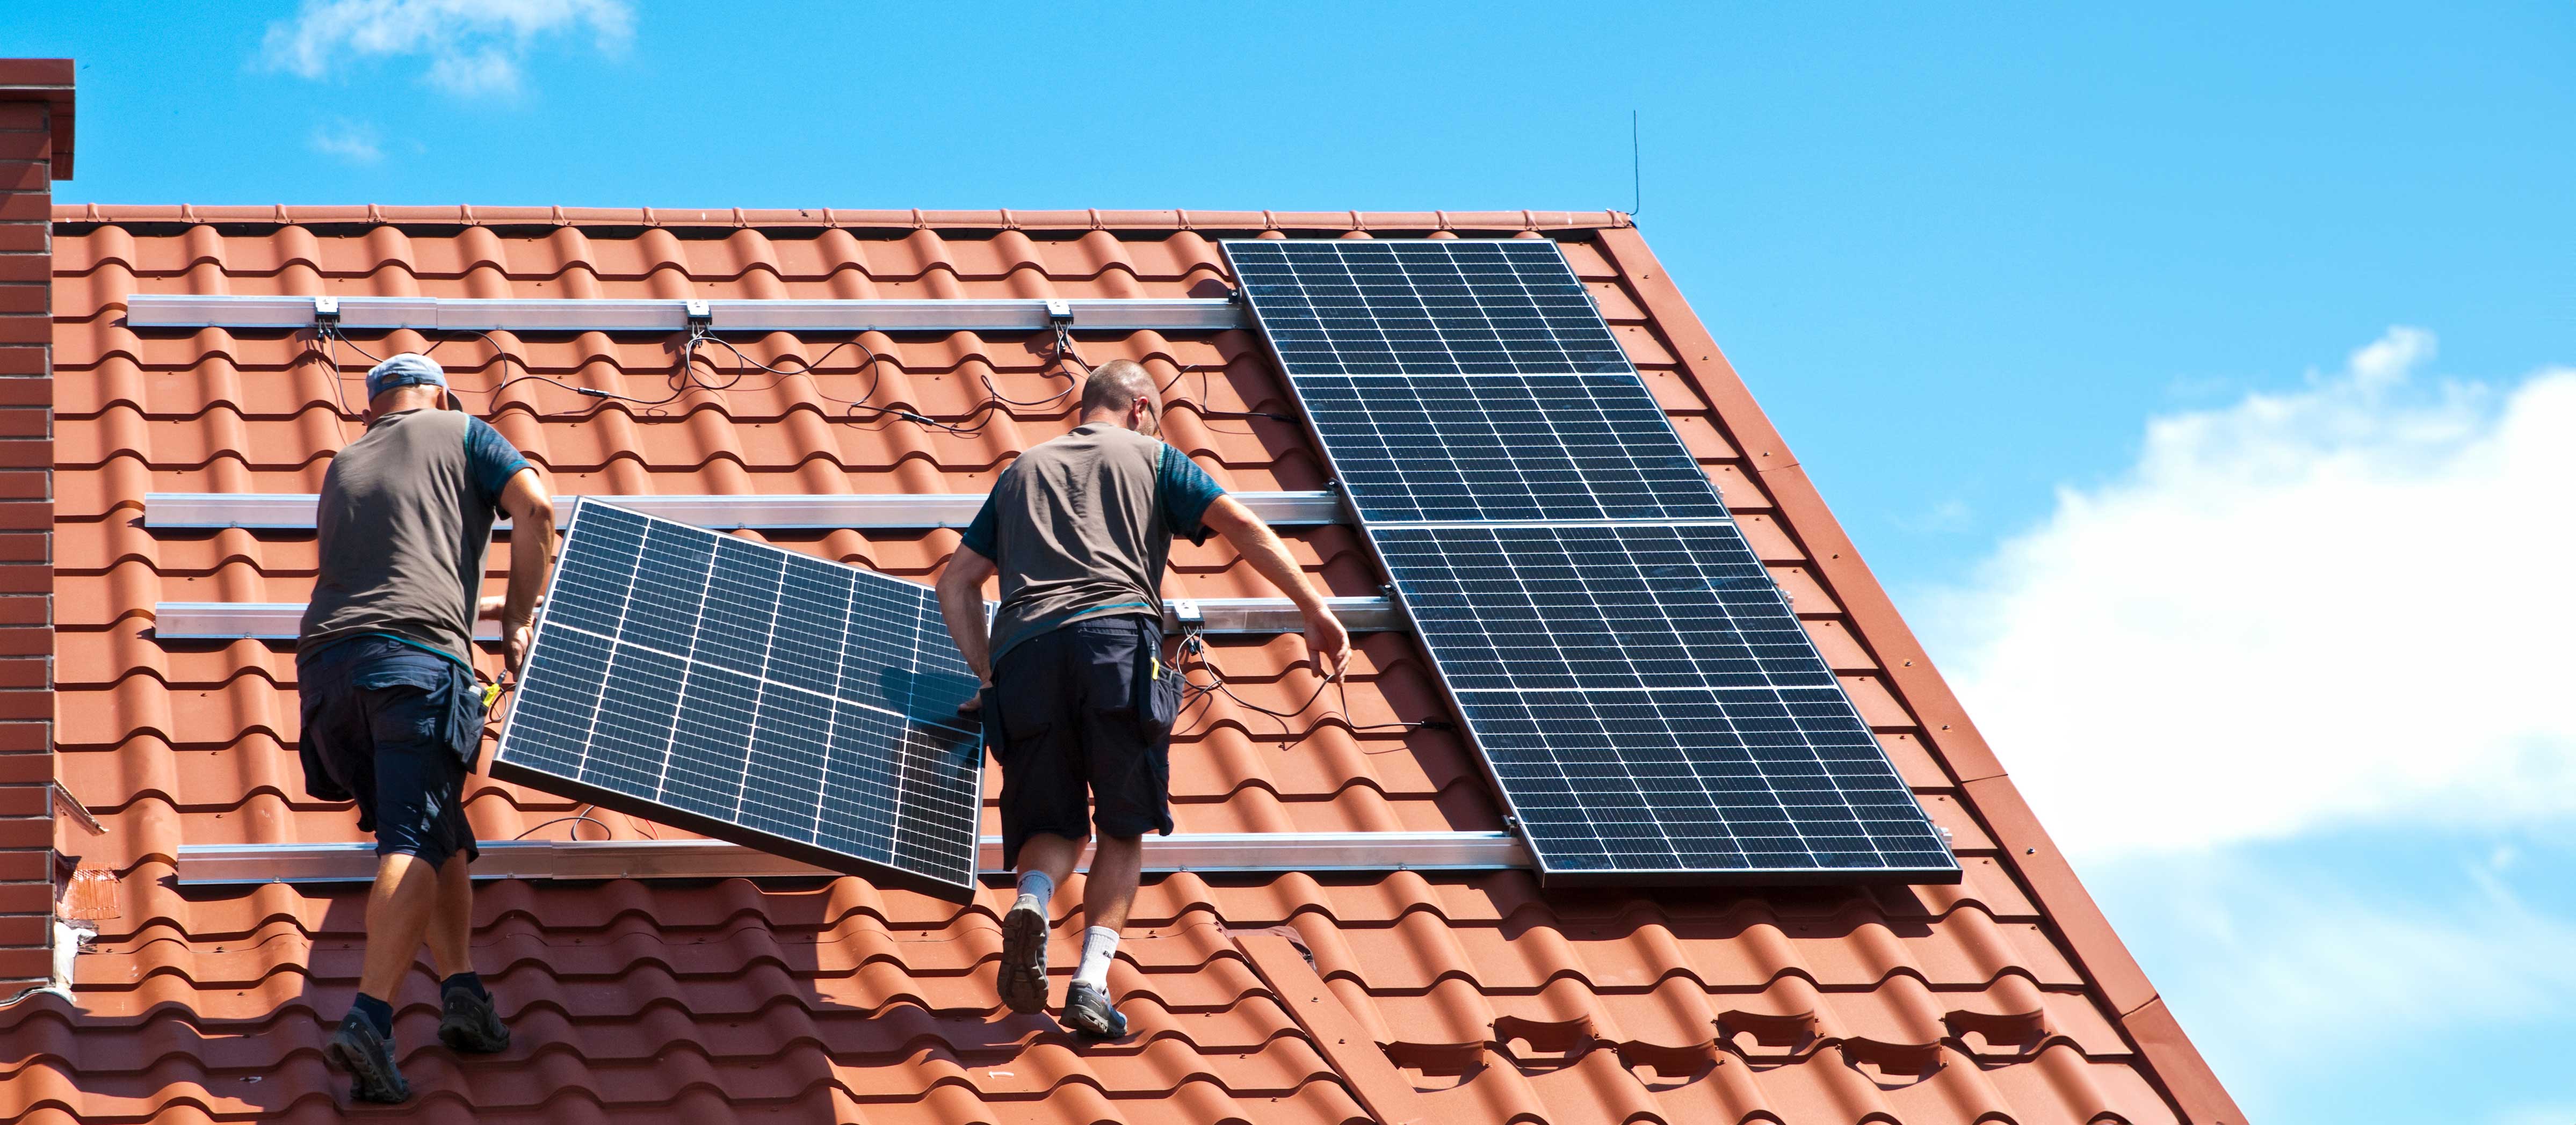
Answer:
[{"left": 1079, "top": 359, "right": 1156, "bottom": 414}]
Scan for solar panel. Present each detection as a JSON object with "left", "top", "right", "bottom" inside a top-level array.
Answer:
[
  {"left": 491, "top": 499, "right": 986, "bottom": 901},
  {"left": 1223, "top": 237, "right": 1958, "bottom": 886},
  {"left": 1225, "top": 238, "right": 1630, "bottom": 375},
  {"left": 1376, "top": 524, "right": 1952, "bottom": 878},
  {"left": 1294, "top": 372, "right": 1727, "bottom": 524}
]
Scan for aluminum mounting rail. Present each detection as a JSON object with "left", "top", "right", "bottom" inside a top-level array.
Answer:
[
  {"left": 176, "top": 832, "right": 1527, "bottom": 883},
  {"left": 142, "top": 491, "right": 1346, "bottom": 531},
  {"left": 124, "top": 294, "right": 1247, "bottom": 333},
  {"left": 151, "top": 596, "right": 1403, "bottom": 641}
]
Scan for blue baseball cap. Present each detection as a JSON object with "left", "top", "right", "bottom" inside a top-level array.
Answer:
[{"left": 364, "top": 352, "right": 451, "bottom": 404}]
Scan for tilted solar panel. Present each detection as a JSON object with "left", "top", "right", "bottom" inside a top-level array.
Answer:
[
  {"left": 1224, "top": 237, "right": 1958, "bottom": 886},
  {"left": 491, "top": 499, "right": 985, "bottom": 901}
]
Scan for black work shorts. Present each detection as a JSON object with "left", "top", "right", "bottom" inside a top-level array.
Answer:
[
  {"left": 296, "top": 636, "right": 486, "bottom": 869},
  {"left": 990, "top": 615, "right": 1181, "bottom": 870}
]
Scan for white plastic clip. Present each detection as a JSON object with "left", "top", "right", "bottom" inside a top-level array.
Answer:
[
  {"left": 1044, "top": 299, "right": 1074, "bottom": 325},
  {"left": 683, "top": 299, "right": 712, "bottom": 328},
  {"left": 312, "top": 296, "right": 340, "bottom": 326},
  {"left": 1171, "top": 599, "right": 1204, "bottom": 626}
]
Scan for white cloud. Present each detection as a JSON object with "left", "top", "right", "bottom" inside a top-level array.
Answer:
[
  {"left": 2088, "top": 842, "right": 2576, "bottom": 1100},
  {"left": 1921, "top": 328, "right": 2576, "bottom": 858},
  {"left": 309, "top": 118, "right": 384, "bottom": 163},
  {"left": 261, "top": 0, "right": 632, "bottom": 97}
]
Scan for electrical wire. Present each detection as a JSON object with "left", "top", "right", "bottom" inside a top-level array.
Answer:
[
  {"left": 1169, "top": 626, "right": 1444, "bottom": 743},
  {"left": 512, "top": 806, "right": 614, "bottom": 842},
  {"left": 1159, "top": 354, "right": 1298, "bottom": 434}
]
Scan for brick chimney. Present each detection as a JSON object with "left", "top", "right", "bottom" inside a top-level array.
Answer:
[{"left": 0, "top": 59, "right": 70, "bottom": 995}]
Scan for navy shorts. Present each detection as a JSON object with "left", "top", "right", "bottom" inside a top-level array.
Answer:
[
  {"left": 989, "top": 615, "right": 1182, "bottom": 869},
  {"left": 296, "top": 636, "right": 487, "bottom": 869}
]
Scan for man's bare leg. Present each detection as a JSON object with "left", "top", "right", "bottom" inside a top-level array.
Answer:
[
  {"left": 426, "top": 854, "right": 474, "bottom": 978},
  {"left": 1082, "top": 834, "right": 1141, "bottom": 932},
  {"left": 1000, "top": 831, "right": 1086, "bottom": 1014},
  {"left": 358, "top": 853, "right": 442, "bottom": 1002}
]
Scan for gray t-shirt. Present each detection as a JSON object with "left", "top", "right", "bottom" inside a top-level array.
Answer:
[
  {"left": 961, "top": 424, "right": 1227, "bottom": 664},
  {"left": 299, "top": 409, "right": 531, "bottom": 668}
]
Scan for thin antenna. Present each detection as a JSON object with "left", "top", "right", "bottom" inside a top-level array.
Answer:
[{"left": 1631, "top": 110, "right": 1641, "bottom": 219}]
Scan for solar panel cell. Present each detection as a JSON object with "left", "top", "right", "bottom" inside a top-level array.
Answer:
[{"left": 491, "top": 500, "right": 986, "bottom": 900}]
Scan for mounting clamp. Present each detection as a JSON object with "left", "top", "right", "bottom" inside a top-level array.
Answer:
[
  {"left": 1043, "top": 299, "right": 1074, "bottom": 325},
  {"left": 311, "top": 296, "right": 340, "bottom": 329},
  {"left": 683, "top": 299, "right": 712, "bottom": 329},
  {"left": 1171, "top": 599, "right": 1204, "bottom": 626}
]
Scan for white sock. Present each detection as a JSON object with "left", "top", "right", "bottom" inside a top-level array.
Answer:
[
  {"left": 1074, "top": 925, "right": 1119, "bottom": 989},
  {"left": 1016, "top": 870, "right": 1053, "bottom": 906}
]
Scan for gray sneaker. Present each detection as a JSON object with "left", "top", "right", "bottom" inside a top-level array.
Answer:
[
  {"left": 998, "top": 892, "right": 1051, "bottom": 1014},
  {"left": 322, "top": 1012, "right": 411, "bottom": 1104},
  {"left": 438, "top": 984, "right": 511, "bottom": 1054},
  {"left": 1060, "top": 979, "right": 1127, "bottom": 1040}
]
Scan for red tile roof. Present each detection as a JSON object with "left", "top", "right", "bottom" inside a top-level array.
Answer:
[{"left": 8, "top": 207, "right": 2244, "bottom": 1124}]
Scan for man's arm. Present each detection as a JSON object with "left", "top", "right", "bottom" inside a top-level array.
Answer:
[
  {"left": 937, "top": 544, "right": 999, "bottom": 690},
  {"left": 1199, "top": 495, "right": 1351, "bottom": 678},
  {"left": 497, "top": 469, "right": 555, "bottom": 674}
]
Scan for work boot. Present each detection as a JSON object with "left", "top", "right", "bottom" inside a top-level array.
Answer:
[
  {"left": 999, "top": 892, "right": 1051, "bottom": 1014},
  {"left": 438, "top": 983, "right": 511, "bottom": 1054},
  {"left": 1060, "top": 979, "right": 1127, "bottom": 1040},
  {"left": 323, "top": 1011, "right": 411, "bottom": 1104}
]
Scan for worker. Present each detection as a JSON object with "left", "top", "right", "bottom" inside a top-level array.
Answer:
[
  {"left": 298, "top": 353, "right": 557, "bottom": 1102},
  {"left": 936, "top": 359, "right": 1350, "bottom": 1040}
]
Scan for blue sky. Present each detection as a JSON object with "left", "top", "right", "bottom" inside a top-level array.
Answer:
[{"left": 17, "top": 4, "right": 2576, "bottom": 1120}]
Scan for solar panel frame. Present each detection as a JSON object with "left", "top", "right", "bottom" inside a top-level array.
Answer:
[
  {"left": 490, "top": 498, "right": 987, "bottom": 902},
  {"left": 1223, "top": 237, "right": 1959, "bottom": 887}
]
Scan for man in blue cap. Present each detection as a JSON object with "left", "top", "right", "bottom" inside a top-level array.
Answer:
[{"left": 299, "top": 352, "right": 558, "bottom": 1102}]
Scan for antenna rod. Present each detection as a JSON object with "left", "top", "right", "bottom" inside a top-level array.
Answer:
[{"left": 1631, "top": 110, "right": 1641, "bottom": 218}]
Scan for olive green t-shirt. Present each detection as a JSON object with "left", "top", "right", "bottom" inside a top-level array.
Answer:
[
  {"left": 960, "top": 424, "right": 1227, "bottom": 664},
  {"left": 298, "top": 409, "right": 530, "bottom": 668}
]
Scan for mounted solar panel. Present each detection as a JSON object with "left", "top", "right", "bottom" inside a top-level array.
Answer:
[
  {"left": 1375, "top": 523, "right": 1951, "bottom": 876},
  {"left": 491, "top": 499, "right": 985, "bottom": 901},
  {"left": 1294, "top": 372, "right": 1727, "bottom": 524},
  {"left": 1224, "top": 237, "right": 1958, "bottom": 886}
]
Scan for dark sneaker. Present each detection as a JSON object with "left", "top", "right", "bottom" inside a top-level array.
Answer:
[
  {"left": 1060, "top": 980, "right": 1127, "bottom": 1040},
  {"left": 438, "top": 984, "right": 511, "bottom": 1054},
  {"left": 322, "top": 1011, "right": 411, "bottom": 1104},
  {"left": 999, "top": 892, "right": 1051, "bottom": 1014}
]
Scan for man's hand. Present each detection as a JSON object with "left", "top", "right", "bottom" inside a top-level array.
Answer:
[
  {"left": 503, "top": 618, "right": 534, "bottom": 675},
  {"left": 1303, "top": 606, "right": 1351, "bottom": 680}
]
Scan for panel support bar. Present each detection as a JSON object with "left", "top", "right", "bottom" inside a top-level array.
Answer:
[
  {"left": 152, "top": 597, "right": 1402, "bottom": 640},
  {"left": 141, "top": 491, "right": 1345, "bottom": 531},
  {"left": 176, "top": 832, "right": 1526, "bottom": 883},
  {"left": 125, "top": 294, "right": 1246, "bottom": 333}
]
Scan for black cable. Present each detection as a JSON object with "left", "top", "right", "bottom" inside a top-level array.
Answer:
[
  {"left": 512, "top": 808, "right": 612, "bottom": 841},
  {"left": 1170, "top": 628, "right": 1435, "bottom": 742}
]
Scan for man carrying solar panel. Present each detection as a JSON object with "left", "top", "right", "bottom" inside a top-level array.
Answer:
[
  {"left": 295, "top": 353, "right": 557, "bottom": 1102},
  {"left": 937, "top": 359, "right": 1351, "bottom": 1039}
]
